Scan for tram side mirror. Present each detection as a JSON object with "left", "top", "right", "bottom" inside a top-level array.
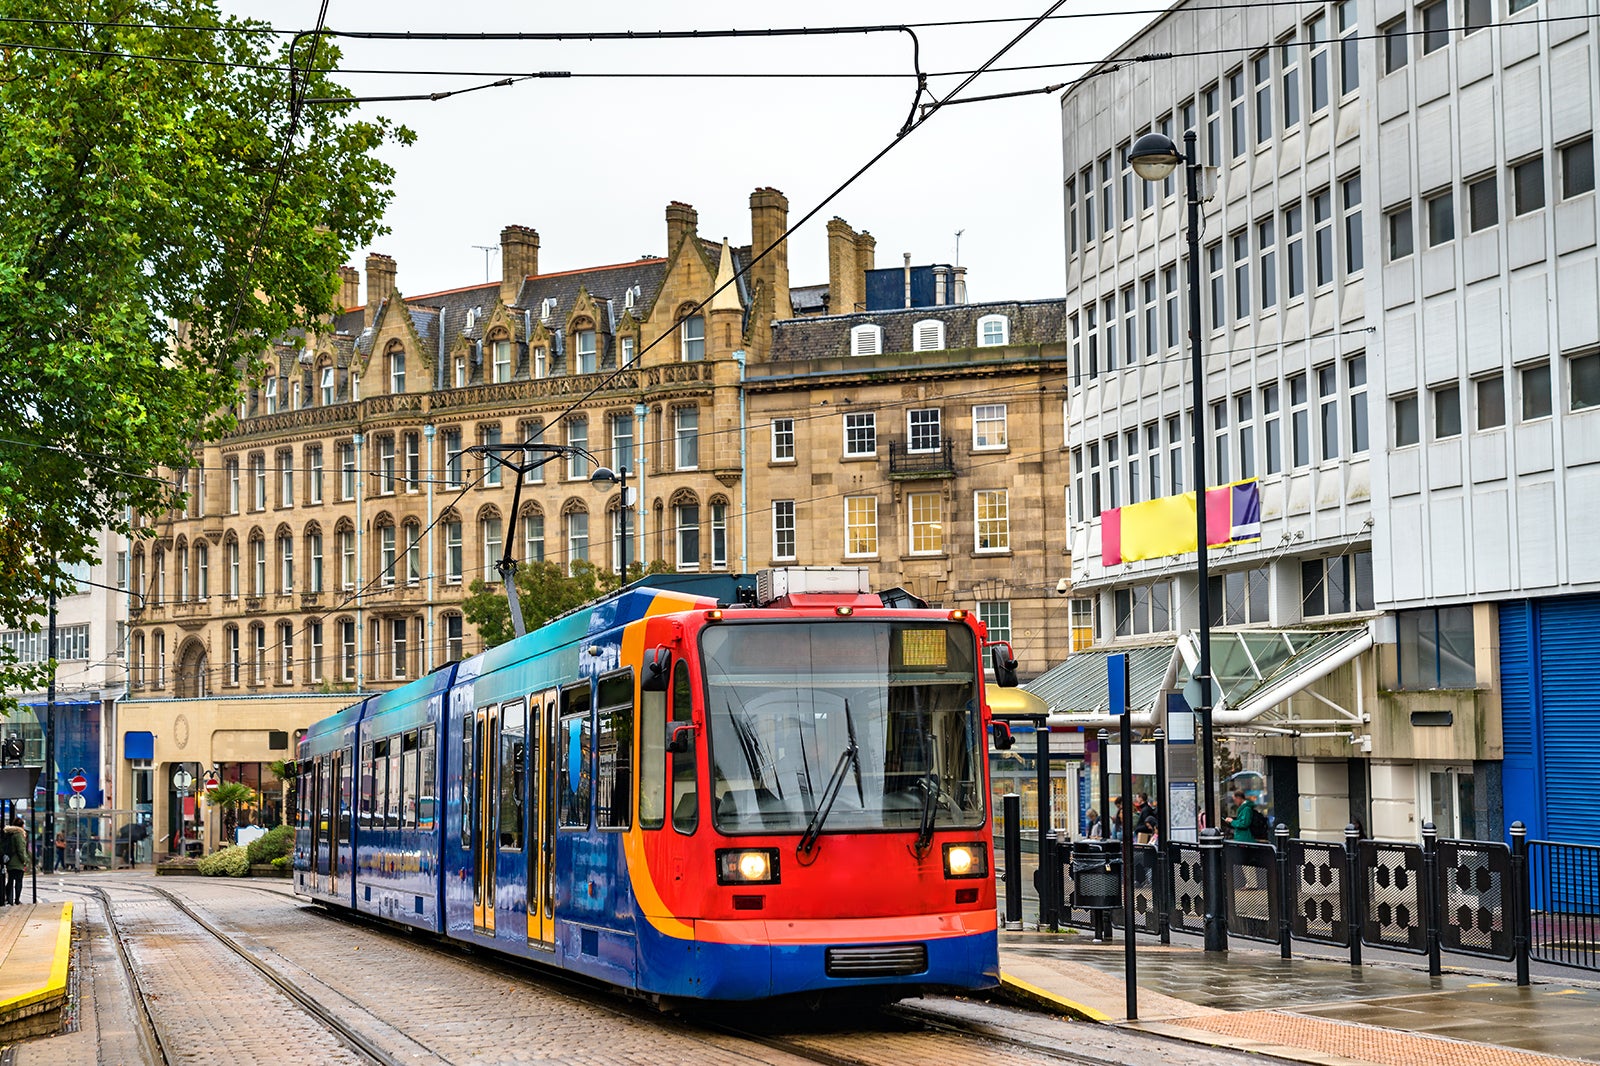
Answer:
[
  {"left": 642, "top": 647, "right": 673, "bottom": 693},
  {"left": 990, "top": 721, "right": 1015, "bottom": 751},
  {"left": 667, "top": 723, "right": 696, "bottom": 754},
  {"left": 989, "top": 643, "right": 1019, "bottom": 688}
]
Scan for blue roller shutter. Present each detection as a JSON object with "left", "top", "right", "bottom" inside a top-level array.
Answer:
[{"left": 1536, "top": 596, "right": 1600, "bottom": 844}]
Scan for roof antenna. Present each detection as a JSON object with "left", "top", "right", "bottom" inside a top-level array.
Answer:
[
  {"left": 472, "top": 244, "right": 500, "bottom": 283},
  {"left": 954, "top": 229, "right": 964, "bottom": 266}
]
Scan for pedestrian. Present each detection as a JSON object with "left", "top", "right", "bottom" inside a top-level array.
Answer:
[
  {"left": 1228, "top": 789, "right": 1257, "bottom": 842},
  {"left": 6, "top": 818, "right": 28, "bottom": 904},
  {"left": 1082, "top": 808, "right": 1101, "bottom": 840},
  {"left": 1132, "top": 793, "right": 1160, "bottom": 885},
  {"left": 54, "top": 830, "right": 65, "bottom": 870},
  {"left": 1109, "top": 797, "right": 1124, "bottom": 840}
]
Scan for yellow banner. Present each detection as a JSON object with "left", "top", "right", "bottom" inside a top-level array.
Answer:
[{"left": 1119, "top": 494, "right": 1198, "bottom": 562}]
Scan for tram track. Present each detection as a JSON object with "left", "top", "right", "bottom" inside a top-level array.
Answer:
[{"left": 59, "top": 877, "right": 406, "bottom": 1066}]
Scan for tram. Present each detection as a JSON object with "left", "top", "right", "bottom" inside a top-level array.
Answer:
[{"left": 293, "top": 567, "right": 1009, "bottom": 1002}]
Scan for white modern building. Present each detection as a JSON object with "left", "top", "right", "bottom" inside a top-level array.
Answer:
[{"left": 1048, "top": 0, "right": 1597, "bottom": 841}]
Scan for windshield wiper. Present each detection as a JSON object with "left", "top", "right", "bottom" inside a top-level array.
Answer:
[
  {"left": 843, "top": 697, "right": 865, "bottom": 806},
  {"left": 915, "top": 770, "right": 941, "bottom": 856},
  {"left": 798, "top": 737, "right": 858, "bottom": 857}
]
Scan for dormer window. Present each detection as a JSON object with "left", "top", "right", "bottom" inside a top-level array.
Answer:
[
  {"left": 912, "top": 319, "right": 945, "bottom": 352},
  {"left": 850, "top": 324, "right": 883, "bottom": 356},
  {"left": 320, "top": 365, "right": 335, "bottom": 405},
  {"left": 464, "top": 308, "right": 476, "bottom": 332},
  {"left": 264, "top": 377, "right": 278, "bottom": 414},
  {"left": 680, "top": 315, "right": 704, "bottom": 361},
  {"left": 624, "top": 286, "right": 636, "bottom": 311},
  {"left": 389, "top": 348, "right": 406, "bottom": 393},
  {"left": 977, "top": 313, "right": 1010, "bottom": 347},
  {"left": 540, "top": 297, "right": 557, "bottom": 322}
]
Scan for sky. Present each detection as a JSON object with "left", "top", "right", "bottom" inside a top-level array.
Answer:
[{"left": 240, "top": 2, "right": 1156, "bottom": 305}]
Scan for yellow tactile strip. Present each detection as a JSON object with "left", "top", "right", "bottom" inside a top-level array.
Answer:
[
  {"left": 1164, "top": 1009, "right": 1599, "bottom": 1066},
  {"left": 0, "top": 902, "right": 73, "bottom": 1014}
]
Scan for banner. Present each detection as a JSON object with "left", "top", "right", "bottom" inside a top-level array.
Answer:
[{"left": 1101, "top": 479, "right": 1261, "bottom": 566}]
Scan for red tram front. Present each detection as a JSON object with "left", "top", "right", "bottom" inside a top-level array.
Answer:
[{"left": 625, "top": 568, "right": 1001, "bottom": 999}]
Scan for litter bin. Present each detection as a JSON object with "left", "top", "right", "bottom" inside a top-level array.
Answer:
[{"left": 1070, "top": 839, "right": 1122, "bottom": 910}]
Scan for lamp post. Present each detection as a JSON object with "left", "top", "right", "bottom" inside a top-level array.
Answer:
[
  {"left": 589, "top": 466, "right": 632, "bottom": 579},
  {"left": 1130, "top": 129, "right": 1223, "bottom": 951}
]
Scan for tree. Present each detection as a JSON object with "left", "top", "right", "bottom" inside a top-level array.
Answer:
[
  {"left": 202, "top": 781, "right": 258, "bottom": 847},
  {"left": 461, "top": 559, "right": 671, "bottom": 648},
  {"left": 0, "top": 3, "right": 411, "bottom": 705}
]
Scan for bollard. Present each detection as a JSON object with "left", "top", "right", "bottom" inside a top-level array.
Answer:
[
  {"left": 1345, "top": 822, "right": 1363, "bottom": 966},
  {"left": 1510, "top": 821, "right": 1530, "bottom": 987},
  {"left": 1003, "top": 793, "right": 1022, "bottom": 930},
  {"left": 1422, "top": 821, "right": 1442, "bottom": 977},
  {"left": 1201, "top": 827, "right": 1228, "bottom": 951},
  {"left": 1040, "top": 831, "right": 1060, "bottom": 932},
  {"left": 1275, "top": 821, "right": 1292, "bottom": 959}
]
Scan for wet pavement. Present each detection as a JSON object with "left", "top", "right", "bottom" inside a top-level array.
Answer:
[{"left": 998, "top": 929, "right": 1600, "bottom": 1066}]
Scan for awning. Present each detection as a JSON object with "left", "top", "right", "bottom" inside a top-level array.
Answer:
[
  {"left": 1175, "top": 624, "right": 1374, "bottom": 729},
  {"left": 1024, "top": 643, "right": 1179, "bottom": 725}
]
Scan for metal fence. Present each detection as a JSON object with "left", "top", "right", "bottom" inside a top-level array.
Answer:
[{"left": 1012, "top": 821, "right": 1597, "bottom": 981}]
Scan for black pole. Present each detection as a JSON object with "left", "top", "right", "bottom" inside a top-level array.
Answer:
[
  {"left": 1275, "top": 821, "right": 1292, "bottom": 959},
  {"left": 44, "top": 575, "right": 57, "bottom": 876},
  {"left": 1096, "top": 728, "right": 1110, "bottom": 839},
  {"left": 1181, "top": 129, "right": 1222, "bottom": 955},
  {"left": 1003, "top": 793, "right": 1022, "bottom": 928},
  {"left": 1154, "top": 728, "right": 1170, "bottom": 945},
  {"left": 1035, "top": 715, "right": 1051, "bottom": 872},
  {"left": 1119, "top": 703, "right": 1137, "bottom": 1020},
  {"left": 1346, "top": 822, "right": 1364, "bottom": 966},
  {"left": 1422, "top": 821, "right": 1442, "bottom": 977},
  {"left": 1510, "top": 821, "right": 1530, "bottom": 986}
]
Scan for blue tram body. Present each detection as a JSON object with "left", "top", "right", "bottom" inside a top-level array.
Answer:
[{"left": 294, "top": 570, "right": 1002, "bottom": 1001}]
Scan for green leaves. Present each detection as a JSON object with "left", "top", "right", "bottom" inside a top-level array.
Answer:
[{"left": 0, "top": 1, "right": 408, "bottom": 694}]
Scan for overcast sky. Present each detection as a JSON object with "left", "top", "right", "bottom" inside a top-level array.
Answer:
[{"left": 242, "top": 2, "right": 1154, "bottom": 305}]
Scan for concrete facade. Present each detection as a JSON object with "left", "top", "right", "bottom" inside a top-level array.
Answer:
[{"left": 1058, "top": 0, "right": 1596, "bottom": 839}]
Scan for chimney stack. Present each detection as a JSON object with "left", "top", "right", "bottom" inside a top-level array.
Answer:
[
  {"left": 364, "top": 253, "right": 396, "bottom": 329},
  {"left": 665, "top": 202, "right": 699, "bottom": 256},
  {"left": 500, "top": 225, "right": 540, "bottom": 306},
  {"left": 954, "top": 266, "right": 968, "bottom": 305},
  {"left": 828, "top": 218, "right": 869, "bottom": 314},
  {"left": 748, "top": 188, "right": 792, "bottom": 321},
  {"left": 902, "top": 253, "right": 912, "bottom": 309},
  {"left": 933, "top": 265, "right": 949, "bottom": 306},
  {"left": 337, "top": 266, "right": 361, "bottom": 313}
]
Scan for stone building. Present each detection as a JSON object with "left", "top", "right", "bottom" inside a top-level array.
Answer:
[
  {"left": 117, "top": 189, "right": 795, "bottom": 854},
  {"left": 744, "top": 218, "right": 1077, "bottom": 679}
]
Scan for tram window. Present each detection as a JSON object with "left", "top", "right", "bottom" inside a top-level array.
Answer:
[
  {"left": 418, "top": 726, "right": 437, "bottom": 831},
  {"left": 500, "top": 701, "right": 525, "bottom": 849},
  {"left": 371, "top": 740, "right": 389, "bottom": 831},
  {"left": 596, "top": 671, "right": 634, "bottom": 830},
  {"left": 670, "top": 660, "right": 697, "bottom": 834},
  {"left": 359, "top": 742, "right": 375, "bottom": 828},
  {"left": 557, "top": 684, "right": 592, "bottom": 828},
  {"left": 387, "top": 742, "right": 403, "bottom": 829},
  {"left": 401, "top": 731, "right": 419, "bottom": 829},
  {"left": 338, "top": 749, "right": 353, "bottom": 844},
  {"left": 460, "top": 710, "right": 472, "bottom": 849},
  {"left": 639, "top": 684, "right": 666, "bottom": 830}
]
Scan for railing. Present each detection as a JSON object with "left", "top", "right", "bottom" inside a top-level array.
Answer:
[
  {"left": 887, "top": 439, "right": 956, "bottom": 477},
  {"left": 1011, "top": 820, "right": 1598, "bottom": 981}
]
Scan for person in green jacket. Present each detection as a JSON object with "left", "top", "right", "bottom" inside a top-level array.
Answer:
[
  {"left": 4, "top": 818, "right": 28, "bottom": 904},
  {"left": 1228, "top": 789, "right": 1257, "bottom": 843}
]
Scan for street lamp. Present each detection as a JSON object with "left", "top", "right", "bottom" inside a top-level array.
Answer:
[
  {"left": 1130, "top": 128, "right": 1223, "bottom": 950},
  {"left": 589, "top": 466, "right": 632, "bottom": 578}
]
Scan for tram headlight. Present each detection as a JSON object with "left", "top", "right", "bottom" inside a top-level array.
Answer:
[
  {"left": 942, "top": 842, "right": 988, "bottom": 879},
  {"left": 716, "top": 847, "right": 781, "bottom": 885}
]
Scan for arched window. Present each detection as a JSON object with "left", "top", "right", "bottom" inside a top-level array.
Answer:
[
  {"left": 225, "top": 624, "right": 241, "bottom": 685},
  {"left": 672, "top": 490, "right": 701, "bottom": 572},
  {"left": 388, "top": 343, "right": 407, "bottom": 393},
  {"left": 977, "top": 313, "right": 1010, "bottom": 347},
  {"left": 680, "top": 314, "right": 705, "bottom": 361},
  {"left": 194, "top": 542, "right": 209, "bottom": 600}
]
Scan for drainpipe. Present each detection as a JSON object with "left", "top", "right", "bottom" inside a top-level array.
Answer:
[
  {"left": 352, "top": 432, "right": 365, "bottom": 690},
  {"left": 423, "top": 422, "right": 436, "bottom": 673},
  {"left": 735, "top": 350, "right": 749, "bottom": 574},
  {"left": 634, "top": 402, "right": 648, "bottom": 567}
]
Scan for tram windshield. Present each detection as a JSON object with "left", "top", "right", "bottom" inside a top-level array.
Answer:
[{"left": 700, "top": 620, "right": 985, "bottom": 835}]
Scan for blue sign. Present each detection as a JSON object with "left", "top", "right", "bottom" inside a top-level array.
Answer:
[{"left": 1106, "top": 652, "right": 1129, "bottom": 717}]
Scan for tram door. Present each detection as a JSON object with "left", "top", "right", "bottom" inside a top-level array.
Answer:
[
  {"left": 328, "top": 748, "right": 345, "bottom": 889},
  {"left": 527, "top": 688, "right": 559, "bottom": 950},
  {"left": 312, "top": 756, "right": 328, "bottom": 878},
  {"left": 472, "top": 704, "right": 498, "bottom": 934}
]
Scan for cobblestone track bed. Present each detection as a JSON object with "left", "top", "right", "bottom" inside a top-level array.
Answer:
[
  {"left": 171, "top": 881, "right": 1276, "bottom": 1066},
  {"left": 55, "top": 879, "right": 389, "bottom": 1066}
]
